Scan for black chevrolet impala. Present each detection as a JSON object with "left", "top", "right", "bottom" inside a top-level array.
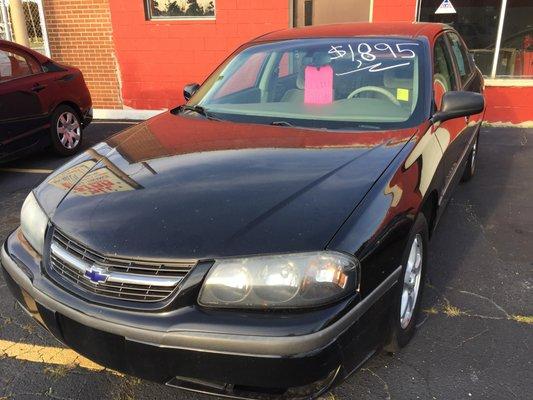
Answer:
[{"left": 2, "top": 23, "right": 484, "bottom": 399}]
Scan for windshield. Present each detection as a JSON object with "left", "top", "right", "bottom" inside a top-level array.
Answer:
[{"left": 187, "top": 37, "right": 428, "bottom": 130}]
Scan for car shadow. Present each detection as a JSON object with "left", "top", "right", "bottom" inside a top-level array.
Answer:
[
  {"left": 423, "top": 126, "right": 528, "bottom": 304},
  {"left": 332, "top": 126, "right": 527, "bottom": 399}
]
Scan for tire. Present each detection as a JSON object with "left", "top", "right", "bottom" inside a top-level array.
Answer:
[
  {"left": 49, "top": 105, "right": 83, "bottom": 156},
  {"left": 384, "top": 213, "right": 429, "bottom": 353},
  {"left": 461, "top": 134, "right": 479, "bottom": 183}
]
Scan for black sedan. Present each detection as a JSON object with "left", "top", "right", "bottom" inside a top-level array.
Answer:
[
  {"left": 2, "top": 22, "right": 484, "bottom": 399},
  {"left": 0, "top": 40, "right": 92, "bottom": 162}
]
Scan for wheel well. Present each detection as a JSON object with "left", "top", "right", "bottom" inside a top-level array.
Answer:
[
  {"left": 420, "top": 191, "right": 438, "bottom": 239},
  {"left": 54, "top": 101, "right": 82, "bottom": 120}
]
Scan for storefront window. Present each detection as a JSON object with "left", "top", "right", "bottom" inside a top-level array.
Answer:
[
  {"left": 419, "top": 0, "right": 501, "bottom": 76},
  {"left": 496, "top": 0, "right": 533, "bottom": 78},
  {"left": 145, "top": 0, "right": 215, "bottom": 19},
  {"left": 419, "top": 0, "right": 533, "bottom": 78}
]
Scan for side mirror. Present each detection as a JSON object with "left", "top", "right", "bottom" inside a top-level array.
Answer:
[
  {"left": 183, "top": 83, "right": 200, "bottom": 101},
  {"left": 432, "top": 91, "right": 485, "bottom": 124}
]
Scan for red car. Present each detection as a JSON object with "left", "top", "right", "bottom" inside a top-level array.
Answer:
[{"left": 0, "top": 40, "right": 92, "bottom": 162}]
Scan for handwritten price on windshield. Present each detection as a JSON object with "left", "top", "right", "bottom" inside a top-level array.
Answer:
[{"left": 328, "top": 42, "right": 420, "bottom": 75}]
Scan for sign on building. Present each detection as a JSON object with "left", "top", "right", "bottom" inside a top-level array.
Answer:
[{"left": 435, "top": 0, "right": 456, "bottom": 15}]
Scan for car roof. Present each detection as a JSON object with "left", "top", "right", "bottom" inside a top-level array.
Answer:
[{"left": 251, "top": 22, "right": 448, "bottom": 44}]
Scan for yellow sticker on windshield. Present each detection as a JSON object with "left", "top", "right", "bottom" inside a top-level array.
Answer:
[{"left": 397, "top": 88, "right": 409, "bottom": 102}]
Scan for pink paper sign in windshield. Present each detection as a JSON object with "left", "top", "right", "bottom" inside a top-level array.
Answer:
[{"left": 304, "top": 65, "right": 333, "bottom": 105}]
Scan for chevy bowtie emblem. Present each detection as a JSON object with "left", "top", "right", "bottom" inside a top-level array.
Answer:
[{"left": 84, "top": 265, "right": 109, "bottom": 284}]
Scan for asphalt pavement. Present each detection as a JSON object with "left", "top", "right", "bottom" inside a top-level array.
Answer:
[{"left": 0, "top": 122, "right": 531, "bottom": 400}]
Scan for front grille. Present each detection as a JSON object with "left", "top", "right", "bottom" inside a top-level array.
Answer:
[{"left": 48, "top": 229, "right": 196, "bottom": 303}]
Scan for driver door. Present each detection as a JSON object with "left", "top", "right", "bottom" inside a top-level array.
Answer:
[{"left": 431, "top": 33, "right": 467, "bottom": 207}]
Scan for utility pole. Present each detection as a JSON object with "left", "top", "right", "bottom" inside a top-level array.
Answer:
[{"left": 9, "top": 0, "right": 30, "bottom": 46}]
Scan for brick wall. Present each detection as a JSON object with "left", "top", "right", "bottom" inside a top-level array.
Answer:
[
  {"left": 43, "top": 0, "right": 123, "bottom": 109},
  {"left": 108, "top": 0, "right": 289, "bottom": 110}
]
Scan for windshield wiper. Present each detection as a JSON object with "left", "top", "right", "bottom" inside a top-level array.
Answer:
[
  {"left": 270, "top": 121, "right": 294, "bottom": 127},
  {"left": 180, "top": 105, "right": 223, "bottom": 121}
]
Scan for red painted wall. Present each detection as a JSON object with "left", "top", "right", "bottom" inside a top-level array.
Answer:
[
  {"left": 373, "top": 0, "right": 416, "bottom": 22},
  {"left": 484, "top": 86, "right": 533, "bottom": 124},
  {"left": 108, "top": 0, "right": 289, "bottom": 110},
  {"left": 107, "top": 0, "right": 532, "bottom": 124}
]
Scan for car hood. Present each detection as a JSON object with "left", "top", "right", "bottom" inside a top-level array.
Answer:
[{"left": 45, "top": 112, "right": 415, "bottom": 260}]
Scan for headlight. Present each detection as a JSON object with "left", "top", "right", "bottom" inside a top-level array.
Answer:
[
  {"left": 20, "top": 192, "right": 48, "bottom": 255},
  {"left": 198, "top": 251, "right": 359, "bottom": 309}
]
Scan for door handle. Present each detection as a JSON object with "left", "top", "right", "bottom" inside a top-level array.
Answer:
[
  {"left": 57, "top": 74, "right": 74, "bottom": 82},
  {"left": 31, "top": 83, "right": 47, "bottom": 92}
]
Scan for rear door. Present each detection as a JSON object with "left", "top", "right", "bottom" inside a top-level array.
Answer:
[
  {"left": 0, "top": 44, "right": 50, "bottom": 157},
  {"left": 431, "top": 33, "right": 467, "bottom": 206}
]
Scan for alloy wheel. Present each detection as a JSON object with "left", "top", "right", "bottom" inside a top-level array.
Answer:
[
  {"left": 57, "top": 111, "right": 81, "bottom": 150},
  {"left": 400, "top": 234, "right": 423, "bottom": 329},
  {"left": 470, "top": 139, "right": 477, "bottom": 175}
]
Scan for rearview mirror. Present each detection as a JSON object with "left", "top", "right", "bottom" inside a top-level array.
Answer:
[
  {"left": 432, "top": 91, "right": 485, "bottom": 124},
  {"left": 183, "top": 83, "right": 200, "bottom": 101}
]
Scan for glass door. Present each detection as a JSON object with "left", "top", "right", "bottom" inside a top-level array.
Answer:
[{"left": 293, "top": 0, "right": 371, "bottom": 27}]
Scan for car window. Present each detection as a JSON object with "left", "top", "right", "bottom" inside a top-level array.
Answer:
[
  {"left": 447, "top": 32, "right": 472, "bottom": 85},
  {"left": 278, "top": 52, "right": 291, "bottom": 77},
  {"left": 213, "top": 52, "right": 267, "bottom": 99},
  {"left": 433, "top": 36, "right": 458, "bottom": 110},
  {"left": 0, "top": 46, "right": 41, "bottom": 82},
  {"left": 189, "top": 37, "right": 427, "bottom": 130}
]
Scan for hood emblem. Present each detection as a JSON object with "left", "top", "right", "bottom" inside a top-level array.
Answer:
[{"left": 84, "top": 265, "right": 109, "bottom": 284}]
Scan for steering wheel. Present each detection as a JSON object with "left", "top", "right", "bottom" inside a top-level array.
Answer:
[{"left": 347, "top": 86, "right": 401, "bottom": 106}]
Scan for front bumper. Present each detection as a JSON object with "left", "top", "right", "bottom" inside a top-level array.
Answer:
[
  {"left": 1, "top": 230, "right": 399, "bottom": 398},
  {"left": 81, "top": 107, "right": 93, "bottom": 128}
]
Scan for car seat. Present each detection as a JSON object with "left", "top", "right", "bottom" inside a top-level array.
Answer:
[{"left": 281, "top": 53, "right": 331, "bottom": 102}]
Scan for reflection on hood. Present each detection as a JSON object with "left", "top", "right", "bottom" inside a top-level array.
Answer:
[
  {"left": 47, "top": 112, "right": 414, "bottom": 198},
  {"left": 105, "top": 113, "right": 412, "bottom": 163},
  {"left": 47, "top": 152, "right": 142, "bottom": 197},
  {"left": 39, "top": 112, "right": 417, "bottom": 259}
]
